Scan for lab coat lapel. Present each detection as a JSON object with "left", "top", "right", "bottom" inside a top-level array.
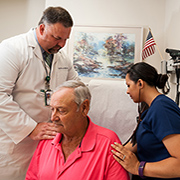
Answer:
[{"left": 27, "top": 28, "right": 44, "bottom": 61}]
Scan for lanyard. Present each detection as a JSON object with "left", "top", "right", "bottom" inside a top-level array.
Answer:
[
  {"left": 43, "top": 60, "right": 51, "bottom": 90},
  {"left": 40, "top": 56, "right": 53, "bottom": 106},
  {"left": 34, "top": 29, "right": 53, "bottom": 105}
]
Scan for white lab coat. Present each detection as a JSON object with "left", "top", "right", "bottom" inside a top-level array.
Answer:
[{"left": 0, "top": 29, "right": 79, "bottom": 180}]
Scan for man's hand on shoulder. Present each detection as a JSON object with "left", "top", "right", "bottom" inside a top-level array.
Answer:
[{"left": 29, "top": 122, "right": 58, "bottom": 140}]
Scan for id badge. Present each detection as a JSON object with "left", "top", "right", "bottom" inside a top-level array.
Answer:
[{"left": 40, "top": 89, "right": 53, "bottom": 106}]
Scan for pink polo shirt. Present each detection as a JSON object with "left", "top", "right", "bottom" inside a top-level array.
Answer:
[{"left": 26, "top": 117, "right": 130, "bottom": 180}]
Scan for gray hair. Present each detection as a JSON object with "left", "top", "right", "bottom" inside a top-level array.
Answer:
[
  {"left": 54, "top": 80, "right": 91, "bottom": 108},
  {"left": 38, "top": 6, "right": 73, "bottom": 27}
]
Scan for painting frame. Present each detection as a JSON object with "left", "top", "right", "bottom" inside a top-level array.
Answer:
[{"left": 66, "top": 25, "right": 143, "bottom": 82}]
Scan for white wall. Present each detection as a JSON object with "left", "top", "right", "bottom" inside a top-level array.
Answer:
[
  {"left": 0, "top": 0, "right": 180, "bottom": 100},
  {"left": 0, "top": 0, "right": 45, "bottom": 42},
  {"left": 46, "top": 0, "right": 166, "bottom": 71},
  {"left": 45, "top": 0, "right": 180, "bottom": 100},
  {"left": 164, "top": 0, "right": 180, "bottom": 99},
  {"left": 164, "top": 0, "right": 180, "bottom": 51}
]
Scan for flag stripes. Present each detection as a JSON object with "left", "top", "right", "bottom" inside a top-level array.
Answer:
[{"left": 142, "top": 31, "right": 156, "bottom": 60}]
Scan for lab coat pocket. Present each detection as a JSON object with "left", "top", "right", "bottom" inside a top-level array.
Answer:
[{"left": 56, "top": 67, "right": 68, "bottom": 83}]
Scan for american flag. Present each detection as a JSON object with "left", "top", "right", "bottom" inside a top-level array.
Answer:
[{"left": 142, "top": 30, "right": 156, "bottom": 60}]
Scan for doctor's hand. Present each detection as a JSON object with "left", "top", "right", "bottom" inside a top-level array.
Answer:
[
  {"left": 29, "top": 122, "right": 58, "bottom": 140},
  {"left": 111, "top": 142, "right": 140, "bottom": 175}
]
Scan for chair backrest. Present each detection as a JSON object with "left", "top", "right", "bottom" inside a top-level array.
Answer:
[{"left": 88, "top": 79, "right": 138, "bottom": 144}]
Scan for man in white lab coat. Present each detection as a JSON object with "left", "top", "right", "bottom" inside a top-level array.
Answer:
[{"left": 0, "top": 6, "right": 79, "bottom": 180}]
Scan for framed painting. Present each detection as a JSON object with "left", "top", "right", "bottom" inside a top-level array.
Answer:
[{"left": 67, "top": 25, "right": 143, "bottom": 81}]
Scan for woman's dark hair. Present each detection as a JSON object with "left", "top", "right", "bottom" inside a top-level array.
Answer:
[
  {"left": 123, "top": 62, "right": 169, "bottom": 147},
  {"left": 127, "top": 62, "right": 169, "bottom": 94},
  {"left": 38, "top": 6, "right": 73, "bottom": 28}
]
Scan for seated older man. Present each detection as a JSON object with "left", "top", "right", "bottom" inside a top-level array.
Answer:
[{"left": 25, "top": 80, "right": 130, "bottom": 180}]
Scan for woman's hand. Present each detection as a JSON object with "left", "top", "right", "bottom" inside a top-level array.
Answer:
[
  {"left": 124, "top": 141, "right": 137, "bottom": 153},
  {"left": 111, "top": 142, "right": 140, "bottom": 175}
]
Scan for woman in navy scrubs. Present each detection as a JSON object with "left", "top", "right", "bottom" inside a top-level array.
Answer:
[{"left": 111, "top": 62, "right": 180, "bottom": 180}]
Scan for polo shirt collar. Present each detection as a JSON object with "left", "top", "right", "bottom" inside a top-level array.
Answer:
[
  {"left": 52, "top": 133, "right": 62, "bottom": 145},
  {"left": 80, "top": 117, "right": 96, "bottom": 151},
  {"left": 51, "top": 116, "right": 96, "bottom": 152}
]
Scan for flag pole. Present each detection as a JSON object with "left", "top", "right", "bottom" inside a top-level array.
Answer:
[{"left": 149, "top": 28, "right": 164, "bottom": 61}]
